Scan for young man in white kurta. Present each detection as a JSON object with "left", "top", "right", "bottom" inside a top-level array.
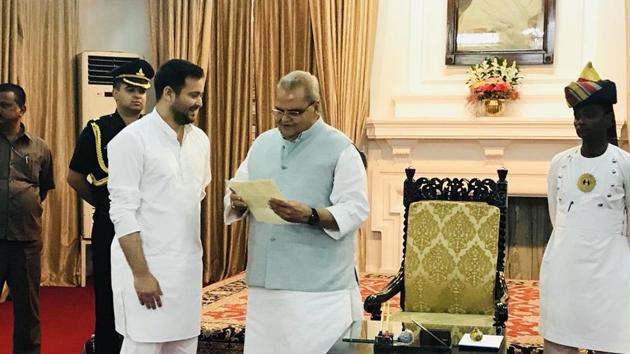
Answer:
[
  {"left": 540, "top": 63, "right": 630, "bottom": 353},
  {"left": 108, "top": 59, "right": 211, "bottom": 354},
  {"left": 225, "top": 71, "right": 369, "bottom": 354}
]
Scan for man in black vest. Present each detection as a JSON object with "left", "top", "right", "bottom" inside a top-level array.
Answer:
[{"left": 67, "top": 59, "right": 154, "bottom": 354}]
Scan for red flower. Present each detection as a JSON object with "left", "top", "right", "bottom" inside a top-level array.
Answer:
[
  {"left": 493, "top": 82, "right": 510, "bottom": 91},
  {"left": 478, "top": 84, "right": 493, "bottom": 92}
]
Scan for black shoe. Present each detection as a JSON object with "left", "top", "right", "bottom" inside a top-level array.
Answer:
[{"left": 83, "top": 334, "right": 95, "bottom": 354}]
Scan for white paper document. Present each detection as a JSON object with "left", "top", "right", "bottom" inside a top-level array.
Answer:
[
  {"left": 228, "top": 179, "right": 290, "bottom": 224},
  {"left": 458, "top": 333, "right": 503, "bottom": 348}
]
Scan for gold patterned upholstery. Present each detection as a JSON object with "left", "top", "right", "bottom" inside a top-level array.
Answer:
[
  {"left": 389, "top": 200, "right": 500, "bottom": 342},
  {"left": 404, "top": 201, "right": 499, "bottom": 314},
  {"left": 364, "top": 168, "right": 509, "bottom": 346}
]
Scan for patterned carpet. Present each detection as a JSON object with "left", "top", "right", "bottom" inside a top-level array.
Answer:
[{"left": 198, "top": 273, "right": 543, "bottom": 353}]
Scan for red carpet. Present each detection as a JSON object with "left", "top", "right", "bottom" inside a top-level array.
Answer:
[
  {"left": 200, "top": 273, "right": 543, "bottom": 353},
  {"left": 0, "top": 275, "right": 543, "bottom": 353},
  {"left": 0, "top": 284, "right": 94, "bottom": 354}
]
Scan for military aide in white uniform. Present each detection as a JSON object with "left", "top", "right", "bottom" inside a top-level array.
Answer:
[
  {"left": 540, "top": 62, "right": 630, "bottom": 354},
  {"left": 225, "top": 71, "right": 369, "bottom": 354},
  {"left": 108, "top": 59, "right": 211, "bottom": 354}
]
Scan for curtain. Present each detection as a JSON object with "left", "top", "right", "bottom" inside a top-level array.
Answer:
[
  {"left": 0, "top": 0, "right": 24, "bottom": 84},
  {"left": 203, "top": 0, "right": 252, "bottom": 281},
  {"left": 27, "top": 0, "right": 80, "bottom": 286},
  {"left": 308, "top": 0, "right": 378, "bottom": 147},
  {"left": 252, "top": 0, "right": 316, "bottom": 134},
  {"left": 149, "top": 0, "right": 252, "bottom": 282},
  {"left": 150, "top": 0, "right": 211, "bottom": 72},
  {"left": 0, "top": 0, "right": 80, "bottom": 286},
  {"left": 308, "top": 0, "right": 378, "bottom": 271},
  {"left": 1, "top": 1, "right": 23, "bottom": 302}
]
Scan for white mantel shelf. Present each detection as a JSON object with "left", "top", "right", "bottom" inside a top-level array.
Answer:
[{"left": 365, "top": 118, "right": 599, "bottom": 141}]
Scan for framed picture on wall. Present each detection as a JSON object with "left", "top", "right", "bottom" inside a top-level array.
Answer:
[{"left": 445, "top": 0, "right": 556, "bottom": 65}]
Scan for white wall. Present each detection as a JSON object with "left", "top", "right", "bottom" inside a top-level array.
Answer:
[
  {"left": 78, "top": 0, "right": 151, "bottom": 60},
  {"left": 365, "top": 0, "right": 628, "bottom": 273},
  {"left": 78, "top": 0, "right": 154, "bottom": 106},
  {"left": 371, "top": 0, "right": 627, "bottom": 120}
]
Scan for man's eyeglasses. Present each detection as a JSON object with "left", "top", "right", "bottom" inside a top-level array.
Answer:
[{"left": 272, "top": 101, "right": 317, "bottom": 119}]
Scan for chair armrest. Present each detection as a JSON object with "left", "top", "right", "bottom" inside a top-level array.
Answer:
[
  {"left": 494, "top": 271, "right": 509, "bottom": 303},
  {"left": 493, "top": 271, "right": 508, "bottom": 331},
  {"left": 494, "top": 301, "right": 508, "bottom": 332},
  {"left": 363, "top": 269, "right": 404, "bottom": 320}
]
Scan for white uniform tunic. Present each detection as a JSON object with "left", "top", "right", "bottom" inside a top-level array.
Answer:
[
  {"left": 108, "top": 110, "right": 211, "bottom": 343},
  {"left": 540, "top": 144, "right": 630, "bottom": 353}
]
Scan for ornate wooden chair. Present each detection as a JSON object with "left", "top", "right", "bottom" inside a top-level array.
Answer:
[{"left": 364, "top": 168, "right": 509, "bottom": 343}]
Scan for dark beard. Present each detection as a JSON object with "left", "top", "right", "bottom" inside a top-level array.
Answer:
[{"left": 172, "top": 106, "right": 194, "bottom": 125}]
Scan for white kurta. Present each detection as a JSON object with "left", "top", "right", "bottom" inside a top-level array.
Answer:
[
  {"left": 108, "top": 109, "right": 211, "bottom": 343},
  {"left": 224, "top": 143, "right": 368, "bottom": 354},
  {"left": 540, "top": 144, "right": 630, "bottom": 353}
]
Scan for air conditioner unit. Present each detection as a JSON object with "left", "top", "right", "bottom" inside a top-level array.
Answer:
[{"left": 76, "top": 51, "right": 142, "bottom": 285}]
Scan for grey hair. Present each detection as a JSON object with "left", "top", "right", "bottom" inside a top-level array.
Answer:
[{"left": 277, "top": 70, "right": 320, "bottom": 103}]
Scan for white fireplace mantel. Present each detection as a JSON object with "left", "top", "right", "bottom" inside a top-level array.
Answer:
[{"left": 366, "top": 117, "right": 590, "bottom": 141}]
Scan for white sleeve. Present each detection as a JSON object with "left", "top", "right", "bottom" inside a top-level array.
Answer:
[
  {"left": 324, "top": 145, "right": 370, "bottom": 240},
  {"left": 224, "top": 154, "right": 250, "bottom": 225},
  {"left": 200, "top": 135, "right": 212, "bottom": 200},
  {"left": 547, "top": 154, "right": 560, "bottom": 228},
  {"left": 107, "top": 132, "right": 143, "bottom": 238}
]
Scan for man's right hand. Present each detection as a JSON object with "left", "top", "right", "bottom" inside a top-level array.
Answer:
[
  {"left": 134, "top": 273, "right": 163, "bottom": 310},
  {"left": 230, "top": 189, "right": 248, "bottom": 211}
]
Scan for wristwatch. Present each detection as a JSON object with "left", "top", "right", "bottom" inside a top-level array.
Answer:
[{"left": 307, "top": 208, "right": 320, "bottom": 226}]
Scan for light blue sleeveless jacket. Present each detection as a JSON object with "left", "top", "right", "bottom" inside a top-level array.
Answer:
[{"left": 246, "top": 119, "right": 356, "bottom": 292}]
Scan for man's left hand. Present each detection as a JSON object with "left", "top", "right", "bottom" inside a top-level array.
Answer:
[{"left": 268, "top": 198, "right": 310, "bottom": 223}]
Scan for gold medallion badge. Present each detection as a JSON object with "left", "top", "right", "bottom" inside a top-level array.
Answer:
[{"left": 577, "top": 173, "right": 596, "bottom": 193}]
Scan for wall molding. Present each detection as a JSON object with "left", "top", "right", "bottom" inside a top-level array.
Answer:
[{"left": 366, "top": 118, "right": 622, "bottom": 141}]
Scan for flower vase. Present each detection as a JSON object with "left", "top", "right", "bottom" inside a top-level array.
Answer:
[{"left": 483, "top": 99, "right": 506, "bottom": 116}]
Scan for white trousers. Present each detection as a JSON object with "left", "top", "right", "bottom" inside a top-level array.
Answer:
[
  {"left": 244, "top": 286, "right": 363, "bottom": 354},
  {"left": 120, "top": 336, "right": 198, "bottom": 354}
]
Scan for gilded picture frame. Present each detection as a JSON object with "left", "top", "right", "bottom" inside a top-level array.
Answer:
[{"left": 445, "top": 0, "right": 556, "bottom": 65}]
